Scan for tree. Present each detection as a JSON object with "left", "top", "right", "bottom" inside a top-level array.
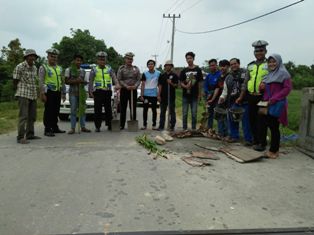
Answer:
[
  {"left": 1, "top": 38, "right": 25, "bottom": 68},
  {"left": 52, "top": 29, "right": 123, "bottom": 71},
  {"left": 0, "top": 39, "right": 25, "bottom": 101}
]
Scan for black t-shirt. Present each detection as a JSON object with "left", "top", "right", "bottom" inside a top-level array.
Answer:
[
  {"left": 179, "top": 66, "right": 203, "bottom": 98},
  {"left": 158, "top": 71, "right": 179, "bottom": 102}
]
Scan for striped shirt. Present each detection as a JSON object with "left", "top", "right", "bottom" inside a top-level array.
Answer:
[{"left": 13, "top": 61, "right": 38, "bottom": 100}]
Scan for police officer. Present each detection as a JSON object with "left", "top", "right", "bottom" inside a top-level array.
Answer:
[
  {"left": 240, "top": 40, "right": 269, "bottom": 151},
  {"left": 117, "top": 52, "right": 141, "bottom": 130},
  {"left": 89, "top": 51, "right": 118, "bottom": 132},
  {"left": 39, "top": 48, "right": 66, "bottom": 137}
]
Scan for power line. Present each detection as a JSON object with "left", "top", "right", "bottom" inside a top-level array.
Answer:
[
  {"left": 163, "top": 14, "right": 181, "bottom": 62},
  {"left": 170, "top": 0, "right": 187, "bottom": 13},
  {"left": 176, "top": 0, "right": 304, "bottom": 34},
  {"left": 165, "top": 0, "right": 182, "bottom": 13},
  {"left": 180, "top": 0, "right": 204, "bottom": 14},
  {"left": 154, "top": 17, "right": 165, "bottom": 54}
]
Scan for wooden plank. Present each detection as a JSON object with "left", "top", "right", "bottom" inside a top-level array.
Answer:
[{"left": 225, "top": 145, "right": 264, "bottom": 162}]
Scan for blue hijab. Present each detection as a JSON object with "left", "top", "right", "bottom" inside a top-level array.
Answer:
[{"left": 263, "top": 53, "right": 290, "bottom": 84}]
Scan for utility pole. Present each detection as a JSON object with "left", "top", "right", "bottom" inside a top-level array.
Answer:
[
  {"left": 151, "top": 54, "right": 158, "bottom": 66},
  {"left": 163, "top": 14, "right": 181, "bottom": 62}
]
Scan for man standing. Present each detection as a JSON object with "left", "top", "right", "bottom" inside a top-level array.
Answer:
[
  {"left": 140, "top": 59, "right": 160, "bottom": 130},
  {"left": 180, "top": 52, "right": 203, "bottom": 130},
  {"left": 157, "top": 60, "right": 178, "bottom": 131},
  {"left": 13, "top": 49, "right": 40, "bottom": 144},
  {"left": 39, "top": 48, "right": 66, "bottom": 137},
  {"left": 89, "top": 51, "right": 118, "bottom": 132},
  {"left": 240, "top": 40, "right": 269, "bottom": 151},
  {"left": 219, "top": 58, "right": 252, "bottom": 144},
  {"left": 65, "top": 54, "right": 91, "bottom": 134},
  {"left": 214, "top": 59, "right": 230, "bottom": 139},
  {"left": 203, "top": 59, "right": 221, "bottom": 130},
  {"left": 117, "top": 52, "right": 141, "bottom": 130}
]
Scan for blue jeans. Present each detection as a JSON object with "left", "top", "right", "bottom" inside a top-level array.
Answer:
[
  {"left": 69, "top": 95, "right": 86, "bottom": 129},
  {"left": 207, "top": 104, "right": 215, "bottom": 129},
  {"left": 182, "top": 96, "right": 198, "bottom": 130},
  {"left": 228, "top": 103, "right": 252, "bottom": 142},
  {"left": 218, "top": 116, "right": 228, "bottom": 137}
]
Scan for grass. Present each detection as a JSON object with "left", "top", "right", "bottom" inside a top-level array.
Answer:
[{"left": 0, "top": 100, "right": 44, "bottom": 134}]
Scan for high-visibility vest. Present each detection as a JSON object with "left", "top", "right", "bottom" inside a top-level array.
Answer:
[
  {"left": 247, "top": 61, "right": 268, "bottom": 93},
  {"left": 94, "top": 66, "right": 112, "bottom": 89},
  {"left": 43, "top": 64, "right": 62, "bottom": 91}
]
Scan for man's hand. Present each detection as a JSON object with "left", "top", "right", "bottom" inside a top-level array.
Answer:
[
  {"left": 259, "top": 82, "right": 266, "bottom": 92},
  {"left": 62, "top": 94, "right": 66, "bottom": 102},
  {"left": 157, "top": 95, "right": 161, "bottom": 102},
  {"left": 89, "top": 92, "right": 94, "bottom": 98},
  {"left": 139, "top": 96, "right": 144, "bottom": 102},
  {"left": 114, "top": 84, "right": 121, "bottom": 90},
  {"left": 40, "top": 93, "right": 47, "bottom": 103},
  {"left": 218, "top": 97, "right": 225, "bottom": 104},
  {"left": 235, "top": 97, "right": 242, "bottom": 104}
]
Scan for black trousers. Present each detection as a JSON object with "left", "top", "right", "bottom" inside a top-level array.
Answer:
[
  {"left": 120, "top": 88, "right": 137, "bottom": 128},
  {"left": 159, "top": 99, "right": 176, "bottom": 129},
  {"left": 260, "top": 114, "right": 280, "bottom": 152},
  {"left": 142, "top": 96, "right": 157, "bottom": 127},
  {"left": 247, "top": 94, "right": 262, "bottom": 145},
  {"left": 44, "top": 90, "right": 61, "bottom": 132},
  {"left": 93, "top": 89, "right": 112, "bottom": 129}
]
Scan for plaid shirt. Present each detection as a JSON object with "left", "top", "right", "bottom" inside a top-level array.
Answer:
[{"left": 13, "top": 61, "right": 38, "bottom": 100}]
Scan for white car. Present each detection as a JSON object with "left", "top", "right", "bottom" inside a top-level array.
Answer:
[{"left": 59, "top": 66, "right": 115, "bottom": 120}]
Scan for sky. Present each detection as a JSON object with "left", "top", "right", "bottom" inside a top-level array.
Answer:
[{"left": 0, "top": 0, "right": 313, "bottom": 71}]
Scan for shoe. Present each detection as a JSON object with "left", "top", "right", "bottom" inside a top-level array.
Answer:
[
  {"left": 265, "top": 151, "right": 279, "bottom": 159},
  {"left": 152, "top": 126, "right": 159, "bottom": 130},
  {"left": 224, "top": 136, "right": 237, "bottom": 143},
  {"left": 253, "top": 144, "right": 266, "bottom": 152},
  {"left": 17, "top": 138, "right": 30, "bottom": 144},
  {"left": 140, "top": 126, "right": 147, "bottom": 130},
  {"left": 53, "top": 129, "right": 66, "bottom": 133},
  {"left": 95, "top": 128, "right": 100, "bottom": 132},
  {"left": 107, "top": 125, "right": 112, "bottom": 131},
  {"left": 81, "top": 127, "right": 91, "bottom": 133},
  {"left": 244, "top": 141, "right": 253, "bottom": 147},
  {"left": 68, "top": 129, "right": 75, "bottom": 134},
  {"left": 26, "top": 136, "right": 41, "bottom": 140},
  {"left": 157, "top": 127, "right": 164, "bottom": 131},
  {"left": 44, "top": 131, "right": 55, "bottom": 137},
  {"left": 120, "top": 126, "right": 124, "bottom": 130}
]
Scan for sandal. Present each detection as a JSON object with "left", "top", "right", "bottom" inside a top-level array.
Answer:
[
  {"left": 81, "top": 127, "right": 91, "bottom": 133},
  {"left": 68, "top": 129, "right": 75, "bottom": 134}
]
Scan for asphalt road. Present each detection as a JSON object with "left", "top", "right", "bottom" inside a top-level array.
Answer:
[{"left": 0, "top": 110, "right": 314, "bottom": 235}]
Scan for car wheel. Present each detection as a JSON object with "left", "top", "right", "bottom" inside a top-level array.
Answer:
[{"left": 59, "top": 114, "right": 69, "bottom": 121}]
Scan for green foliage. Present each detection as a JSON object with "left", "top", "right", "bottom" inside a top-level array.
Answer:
[
  {"left": 0, "top": 80, "right": 14, "bottom": 102},
  {"left": 284, "top": 61, "right": 314, "bottom": 89},
  {"left": 53, "top": 29, "right": 123, "bottom": 71},
  {"left": 136, "top": 134, "right": 167, "bottom": 158},
  {"left": 0, "top": 100, "right": 44, "bottom": 134},
  {"left": 0, "top": 39, "right": 26, "bottom": 101}
]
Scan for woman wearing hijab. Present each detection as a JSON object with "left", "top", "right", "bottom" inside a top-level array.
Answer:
[{"left": 259, "top": 54, "right": 292, "bottom": 159}]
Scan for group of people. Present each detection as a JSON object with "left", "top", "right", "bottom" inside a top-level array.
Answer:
[{"left": 13, "top": 39, "right": 292, "bottom": 158}]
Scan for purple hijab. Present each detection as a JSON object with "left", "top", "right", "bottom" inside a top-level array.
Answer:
[{"left": 263, "top": 53, "right": 290, "bottom": 84}]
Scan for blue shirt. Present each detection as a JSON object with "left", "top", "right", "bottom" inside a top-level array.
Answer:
[
  {"left": 142, "top": 70, "right": 160, "bottom": 97},
  {"left": 203, "top": 70, "right": 221, "bottom": 96}
]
